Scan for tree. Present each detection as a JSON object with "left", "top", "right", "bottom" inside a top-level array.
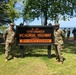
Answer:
[
  {"left": 0, "top": 1, "right": 9, "bottom": 25},
  {"left": 23, "top": 0, "right": 76, "bottom": 25},
  {"left": 0, "top": 0, "right": 20, "bottom": 25},
  {"left": 4, "top": 0, "right": 20, "bottom": 22},
  {"left": 23, "top": 0, "right": 49, "bottom": 25}
]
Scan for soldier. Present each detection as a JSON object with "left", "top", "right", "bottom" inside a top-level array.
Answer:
[
  {"left": 67, "top": 28, "right": 71, "bottom": 40},
  {"left": 72, "top": 27, "right": 76, "bottom": 40},
  {"left": 63, "top": 28, "right": 66, "bottom": 37},
  {"left": 54, "top": 24, "right": 65, "bottom": 64},
  {"left": 48, "top": 23, "right": 52, "bottom": 26},
  {"left": 3, "top": 23, "right": 17, "bottom": 62}
]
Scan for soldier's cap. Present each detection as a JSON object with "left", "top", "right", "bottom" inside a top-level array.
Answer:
[
  {"left": 55, "top": 24, "right": 60, "bottom": 27},
  {"left": 10, "top": 23, "right": 14, "bottom": 26}
]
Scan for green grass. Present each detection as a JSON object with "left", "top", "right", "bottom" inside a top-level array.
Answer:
[{"left": 0, "top": 43, "right": 76, "bottom": 75}]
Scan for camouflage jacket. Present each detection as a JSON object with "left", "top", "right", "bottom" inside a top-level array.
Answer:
[
  {"left": 3, "top": 28, "right": 16, "bottom": 43},
  {"left": 54, "top": 29, "right": 65, "bottom": 45}
]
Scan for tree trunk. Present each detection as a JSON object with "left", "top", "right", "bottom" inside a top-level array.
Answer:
[
  {"left": 54, "top": 13, "right": 59, "bottom": 25},
  {"left": 43, "top": 0, "right": 48, "bottom": 26},
  {"left": 23, "top": 18, "right": 24, "bottom": 25},
  {"left": 44, "top": 12, "right": 47, "bottom": 25}
]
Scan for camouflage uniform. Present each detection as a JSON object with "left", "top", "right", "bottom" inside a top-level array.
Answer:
[
  {"left": 54, "top": 28, "right": 65, "bottom": 62},
  {"left": 3, "top": 27, "right": 16, "bottom": 59}
]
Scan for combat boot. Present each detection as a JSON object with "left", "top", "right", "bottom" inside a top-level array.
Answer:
[
  {"left": 59, "top": 61, "right": 63, "bottom": 64},
  {"left": 13, "top": 57, "right": 17, "bottom": 59},
  {"left": 5, "top": 58, "right": 8, "bottom": 62}
]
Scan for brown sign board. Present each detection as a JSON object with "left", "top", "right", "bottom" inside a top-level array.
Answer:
[{"left": 16, "top": 26, "right": 54, "bottom": 45}]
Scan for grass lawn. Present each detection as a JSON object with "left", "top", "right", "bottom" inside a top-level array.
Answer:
[{"left": 0, "top": 43, "right": 76, "bottom": 75}]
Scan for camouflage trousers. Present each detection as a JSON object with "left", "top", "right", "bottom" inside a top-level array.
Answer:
[
  {"left": 5, "top": 42, "right": 16, "bottom": 59},
  {"left": 54, "top": 44, "right": 64, "bottom": 62}
]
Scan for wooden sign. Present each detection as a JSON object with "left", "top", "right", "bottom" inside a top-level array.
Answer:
[{"left": 16, "top": 26, "right": 54, "bottom": 45}]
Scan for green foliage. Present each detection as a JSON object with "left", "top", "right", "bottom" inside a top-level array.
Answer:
[
  {"left": 23, "top": 0, "right": 76, "bottom": 25},
  {"left": 0, "top": 25, "right": 8, "bottom": 33},
  {"left": 0, "top": 1, "right": 8, "bottom": 25},
  {"left": 0, "top": 0, "right": 20, "bottom": 25},
  {"left": 4, "top": 0, "right": 20, "bottom": 22}
]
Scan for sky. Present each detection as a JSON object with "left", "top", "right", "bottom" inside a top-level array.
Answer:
[
  {"left": 14, "top": 1, "right": 76, "bottom": 28},
  {"left": 15, "top": 17, "right": 76, "bottom": 27}
]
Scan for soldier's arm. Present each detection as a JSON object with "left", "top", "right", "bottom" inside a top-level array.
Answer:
[
  {"left": 14, "top": 29, "right": 17, "bottom": 40},
  {"left": 3, "top": 29, "right": 8, "bottom": 41},
  {"left": 61, "top": 30, "right": 65, "bottom": 40}
]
